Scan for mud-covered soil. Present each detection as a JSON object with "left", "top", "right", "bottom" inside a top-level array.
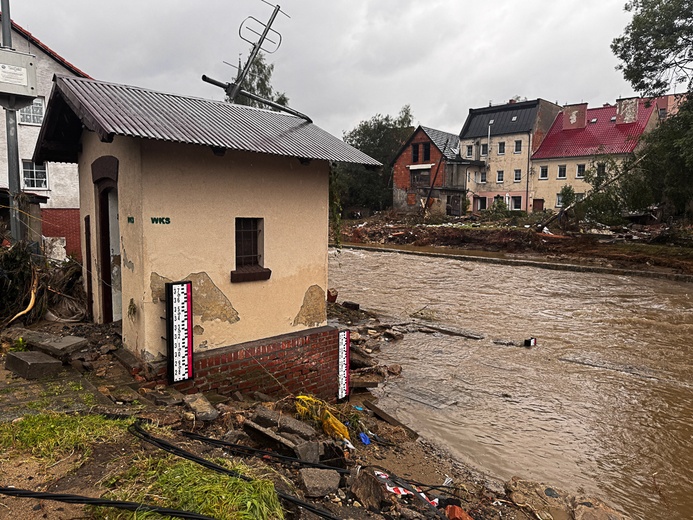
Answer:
[{"left": 338, "top": 215, "right": 693, "bottom": 275}]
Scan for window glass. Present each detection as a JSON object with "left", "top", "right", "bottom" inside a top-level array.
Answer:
[
  {"left": 496, "top": 170, "right": 504, "bottom": 183},
  {"left": 514, "top": 169, "right": 521, "bottom": 182},
  {"left": 22, "top": 160, "right": 47, "bottom": 189},
  {"left": 466, "top": 145, "right": 473, "bottom": 157},
  {"left": 411, "top": 143, "right": 419, "bottom": 163},
  {"left": 423, "top": 142, "right": 431, "bottom": 162},
  {"left": 410, "top": 169, "right": 431, "bottom": 187},
  {"left": 481, "top": 143, "right": 488, "bottom": 156},
  {"left": 558, "top": 165, "right": 567, "bottom": 179},
  {"left": 556, "top": 193, "right": 563, "bottom": 207},
  {"left": 235, "top": 218, "right": 261, "bottom": 267},
  {"left": 511, "top": 196, "right": 522, "bottom": 210},
  {"left": 498, "top": 142, "right": 505, "bottom": 155},
  {"left": 479, "top": 171, "right": 487, "bottom": 183},
  {"left": 19, "top": 98, "right": 44, "bottom": 125},
  {"left": 576, "top": 164, "right": 586, "bottom": 177},
  {"left": 539, "top": 166, "right": 548, "bottom": 179},
  {"left": 514, "top": 140, "right": 522, "bottom": 153}
]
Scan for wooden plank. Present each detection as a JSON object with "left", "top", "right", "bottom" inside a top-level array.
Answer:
[{"left": 363, "top": 400, "right": 418, "bottom": 439}]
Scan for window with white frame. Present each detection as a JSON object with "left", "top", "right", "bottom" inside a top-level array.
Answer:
[
  {"left": 539, "top": 166, "right": 548, "bottom": 179},
  {"left": 556, "top": 193, "right": 563, "bottom": 207},
  {"left": 514, "top": 169, "right": 521, "bottom": 182},
  {"left": 478, "top": 171, "right": 487, "bottom": 183},
  {"left": 514, "top": 140, "right": 522, "bottom": 153},
  {"left": 481, "top": 143, "right": 488, "bottom": 156},
  {"left": 498, "top": 141, "right": 505, "bottom": 155},
  {"left": 496, "top": 170, "right": 504, "bottom": 183},
  {"left": 22, "top": 160, "right": 47, "bottom": 189},
  {"left": 19, "top": 97, "right": 45, "bottom": 125},
  {"left": 511, "top": 196, "right": 522, "bottom": 210},
  {"left": 558, "top": 165, "right": 567, "bottom": 179},
  {"left": 466, "top": 144, "right": 473, "bottom": 157},
  {"left": 576, "top": 164, "right": 586, "bottom": 178}
]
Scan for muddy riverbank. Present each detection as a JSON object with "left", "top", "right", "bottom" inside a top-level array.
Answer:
[{"left": 329, "top": 247, "right": 693, "bottom": 520}]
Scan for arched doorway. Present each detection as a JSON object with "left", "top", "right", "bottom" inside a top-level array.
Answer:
[{"left": 92, "top": 156, "right": 121, "bottom": 323}]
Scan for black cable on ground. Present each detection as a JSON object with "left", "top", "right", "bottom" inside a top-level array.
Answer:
[
  {"left": 0, "top": 487, "right": 217, "bottom": 520},
  {"left": 129, "top": 423, "right": 341, "bottom": 520},
  {"left": 181, "top": 430, "right": 350, "bottom": 474}
]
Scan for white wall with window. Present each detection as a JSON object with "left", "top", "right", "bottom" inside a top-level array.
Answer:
[{"left": 22, "top": 160, "right": 48, "bottom": 189}]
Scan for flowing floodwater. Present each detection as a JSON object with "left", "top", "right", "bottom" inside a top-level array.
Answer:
[{"left": 329, "top": 248, "right": 693, "bottom": 520}]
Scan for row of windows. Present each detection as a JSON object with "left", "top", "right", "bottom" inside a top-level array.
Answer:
[
  {"left": 475, "top": 169, "right": 523, "bottom": 184},
  {"left": 538, "top": 163, "right": 605, "bottom": 180},
  {"left": 466, "top": 139, "right": 522, "bottom": 158},
  {"left": 476, "top": 195, "right": 524, "bottom": 211}
]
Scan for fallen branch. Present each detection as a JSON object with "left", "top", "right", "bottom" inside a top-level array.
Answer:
[{"left": 8, "top": 268, "right": 38, "bottom": 325}]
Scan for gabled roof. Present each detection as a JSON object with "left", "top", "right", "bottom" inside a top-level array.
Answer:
[
  {"left": 0, "top": 15, "right": 90, "bottom": 78},
  {"left": 531, "top": 100, "right": 655, "bottom": 159},
  {"left": 459, "top": 99, "right": 542, "bottom": 139},
  {"left": 420, "top": 126, "right": 460, "bottom": 161},
  {"left": 34, "top": 76, "right": 381, "bottom": 166}
]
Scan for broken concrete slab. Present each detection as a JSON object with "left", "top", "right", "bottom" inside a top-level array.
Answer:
[
  {"left": 294, "top": 441, "right": 320, "bottom": 464},
  {"left": 299, "top": 468, "right": 341, "bottom": 498},
  {"left": 243, "top": 418, "right": 297, "bottom": 453},
  {"left": 5, "top": 351, "right": 63, "bottom": 380},
  {"left": 350, "top": 469, "right": 390, "bottom": 512},
  {"left": 183, "top": 393, "right": 219, "bottom": 421},
  {"left": 252, "top": 406, "right": 318, "bottom": 440},
  {"left": 2, "top": 328, "right": 88, "bottom": 359}
]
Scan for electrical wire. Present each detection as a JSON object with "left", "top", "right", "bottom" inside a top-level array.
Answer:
[
  {"left": 129, "top": 423, "right": 341, "bottom": 520},
  {"left": 0, "top": 487, "right": 218, "bottom": 520},
  {"left": 181, "top": 430, "right": 350, "bottom": 474}
]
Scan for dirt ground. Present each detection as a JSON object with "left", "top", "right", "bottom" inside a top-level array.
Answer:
[{"left": 338, "top": 214, "right": 693, "bottom": 276}]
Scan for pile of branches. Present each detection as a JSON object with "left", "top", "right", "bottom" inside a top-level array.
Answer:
[{"left": 0, "top": 242, "right": 87, "bottom": 329}]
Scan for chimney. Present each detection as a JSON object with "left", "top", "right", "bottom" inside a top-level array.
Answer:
[
  {"left": 562, "top": 103, "right": 588, "bottom": 129},
  {"left": 616, "top": 97, "right": 638, "bottom": 124}
]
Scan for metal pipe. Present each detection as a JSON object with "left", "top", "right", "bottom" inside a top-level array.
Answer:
[
  {"left": 202, "top": 74, "right": 312, "bottom": 122},
  {"left": 228, "top": 3, "right": 281, "bottom": 102},
  {"left": 1, "top": 0, "right": 22, "bottom": 242},
  {"left": 1, "top": 0, "right": 12, "bottom": 49}
]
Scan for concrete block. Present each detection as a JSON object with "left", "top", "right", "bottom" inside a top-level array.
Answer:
[
  {"left": 2, "top": 328, "right": 88, "bottom": 358},
  {"left": 299, "top": 468, "right": 341, "bottom": 498},
  {"left": 5, "top": 351, "right": 63, "bottom": 380}
]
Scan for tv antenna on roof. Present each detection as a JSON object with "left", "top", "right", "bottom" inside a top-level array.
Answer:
[{"left": 202, "top": 1, "right": 312, "bottom": 122}]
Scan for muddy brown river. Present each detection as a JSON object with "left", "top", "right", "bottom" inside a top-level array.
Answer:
[{"left": 329, "top": 248, "right": 693, "bottom": 520}]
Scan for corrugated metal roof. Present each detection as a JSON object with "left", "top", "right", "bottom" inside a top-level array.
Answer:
[
  {"left": 459, "top": 100, "right": 540, "bottom": 139},
  {"left": 420, "top": 126, "right": 460, "bottom": 160},
  {"left": 531, "top": 100, "right": 655, "bottom": 159},
  {"left": 38, "top": 75, "right": 380, "bottom": 166}
]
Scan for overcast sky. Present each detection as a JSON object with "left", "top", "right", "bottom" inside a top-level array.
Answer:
[{"left": 11, "top": 0, "right": 637, "bottom": 138}]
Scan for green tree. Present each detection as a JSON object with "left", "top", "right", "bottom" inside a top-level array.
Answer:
[
  {"left": 331, "top": 105, "right": 414, "bottom": 213},
  {"left": 611, "top": 0, "right": 693, "bottom": 97},
  {"left": 229, "top": 50, "right": 288, "bottom": 109}
]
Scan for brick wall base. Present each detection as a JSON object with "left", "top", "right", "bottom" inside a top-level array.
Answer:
[
  {"left": 136, "top": 326, "right": 340, "bottom": 401},
  {"left": 41, "top": 208, "right": 82, "bottom": 261}
]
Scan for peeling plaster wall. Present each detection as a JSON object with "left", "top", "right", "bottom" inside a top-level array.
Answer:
[{"left": 137, "top": 141, "right": 329, "bottom": 359}]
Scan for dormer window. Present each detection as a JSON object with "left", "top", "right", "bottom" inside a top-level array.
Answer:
[{"left": 511, "top": 116, "right": 517, "bottom": 122}]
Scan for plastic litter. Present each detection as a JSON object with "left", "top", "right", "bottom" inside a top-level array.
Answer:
[{"left": 359, "top": 432, "right": 371, "bottom": 445}]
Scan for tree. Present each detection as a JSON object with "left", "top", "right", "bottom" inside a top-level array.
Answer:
[
  {"left": 228, "top": 49, "right": 288, "bottom": 109},
  {"left": 612, "top": 1, "right": 693, "bottom": 218},
  {"left": 612, "top": 0, "right": 693, "bottom": 97},
  {"left": 331, "top": 105, "right": 414, "bottom": 213}
]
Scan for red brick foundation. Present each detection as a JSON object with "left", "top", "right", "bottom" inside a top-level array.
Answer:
[
  {"left": 150, "top": 326, "right": 340, "bottom": 400},
  {"left": 41, "top": 208, "right": 82, "bottom": 261}
]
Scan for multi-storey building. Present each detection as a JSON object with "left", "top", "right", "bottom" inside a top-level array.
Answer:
[
  {"left": 0, "top": 17, "right": 89, "bottom": 258},
  {"left": 459, "top": 99, "right": 560, "bottom": 213},
  {"left": 392, "top": 125, "right": 482, "bottom": 216},
  {"left": 531, "top": 97, "right": 665, "bottom": 210}
]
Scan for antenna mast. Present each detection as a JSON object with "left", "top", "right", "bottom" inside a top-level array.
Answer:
[{"left": 202, "top": 2, "right": 312, "bottom": 122}]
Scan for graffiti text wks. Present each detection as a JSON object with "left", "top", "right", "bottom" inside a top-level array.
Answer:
[{"left": 151, "top": 217, "right": 171, "bottom": 224}]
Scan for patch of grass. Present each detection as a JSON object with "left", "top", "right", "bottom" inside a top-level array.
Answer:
[
  {"left": 68, "top": 381, "right": 84, "bottom": 392},
  {"left": 0, "top": 413, "right": 133, "bottom": 460},
  {"left": 95, "top": 455, "right": 284, "bottom": 520},
  {"left": 82, "top": 393, "right": 97, "bottom": 406},
  {"left": 10, "top": 337, "right": 27, "bottom": 352}
]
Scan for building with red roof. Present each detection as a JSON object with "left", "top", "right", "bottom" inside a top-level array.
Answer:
[
  {"left": 0, "top": 15, "right": 89, "bottom": 259},
  {"left": 530, "top": 97, "right": 668, "bottom": 211}
]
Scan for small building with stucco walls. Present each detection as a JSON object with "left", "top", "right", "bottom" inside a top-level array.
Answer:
[{"left": 34, "top": 75, "right": 379, "bottom": 399}]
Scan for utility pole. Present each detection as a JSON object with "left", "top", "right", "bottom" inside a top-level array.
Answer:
[{"left": 1, "top": 0, "right": 23, "bottom": 242}]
